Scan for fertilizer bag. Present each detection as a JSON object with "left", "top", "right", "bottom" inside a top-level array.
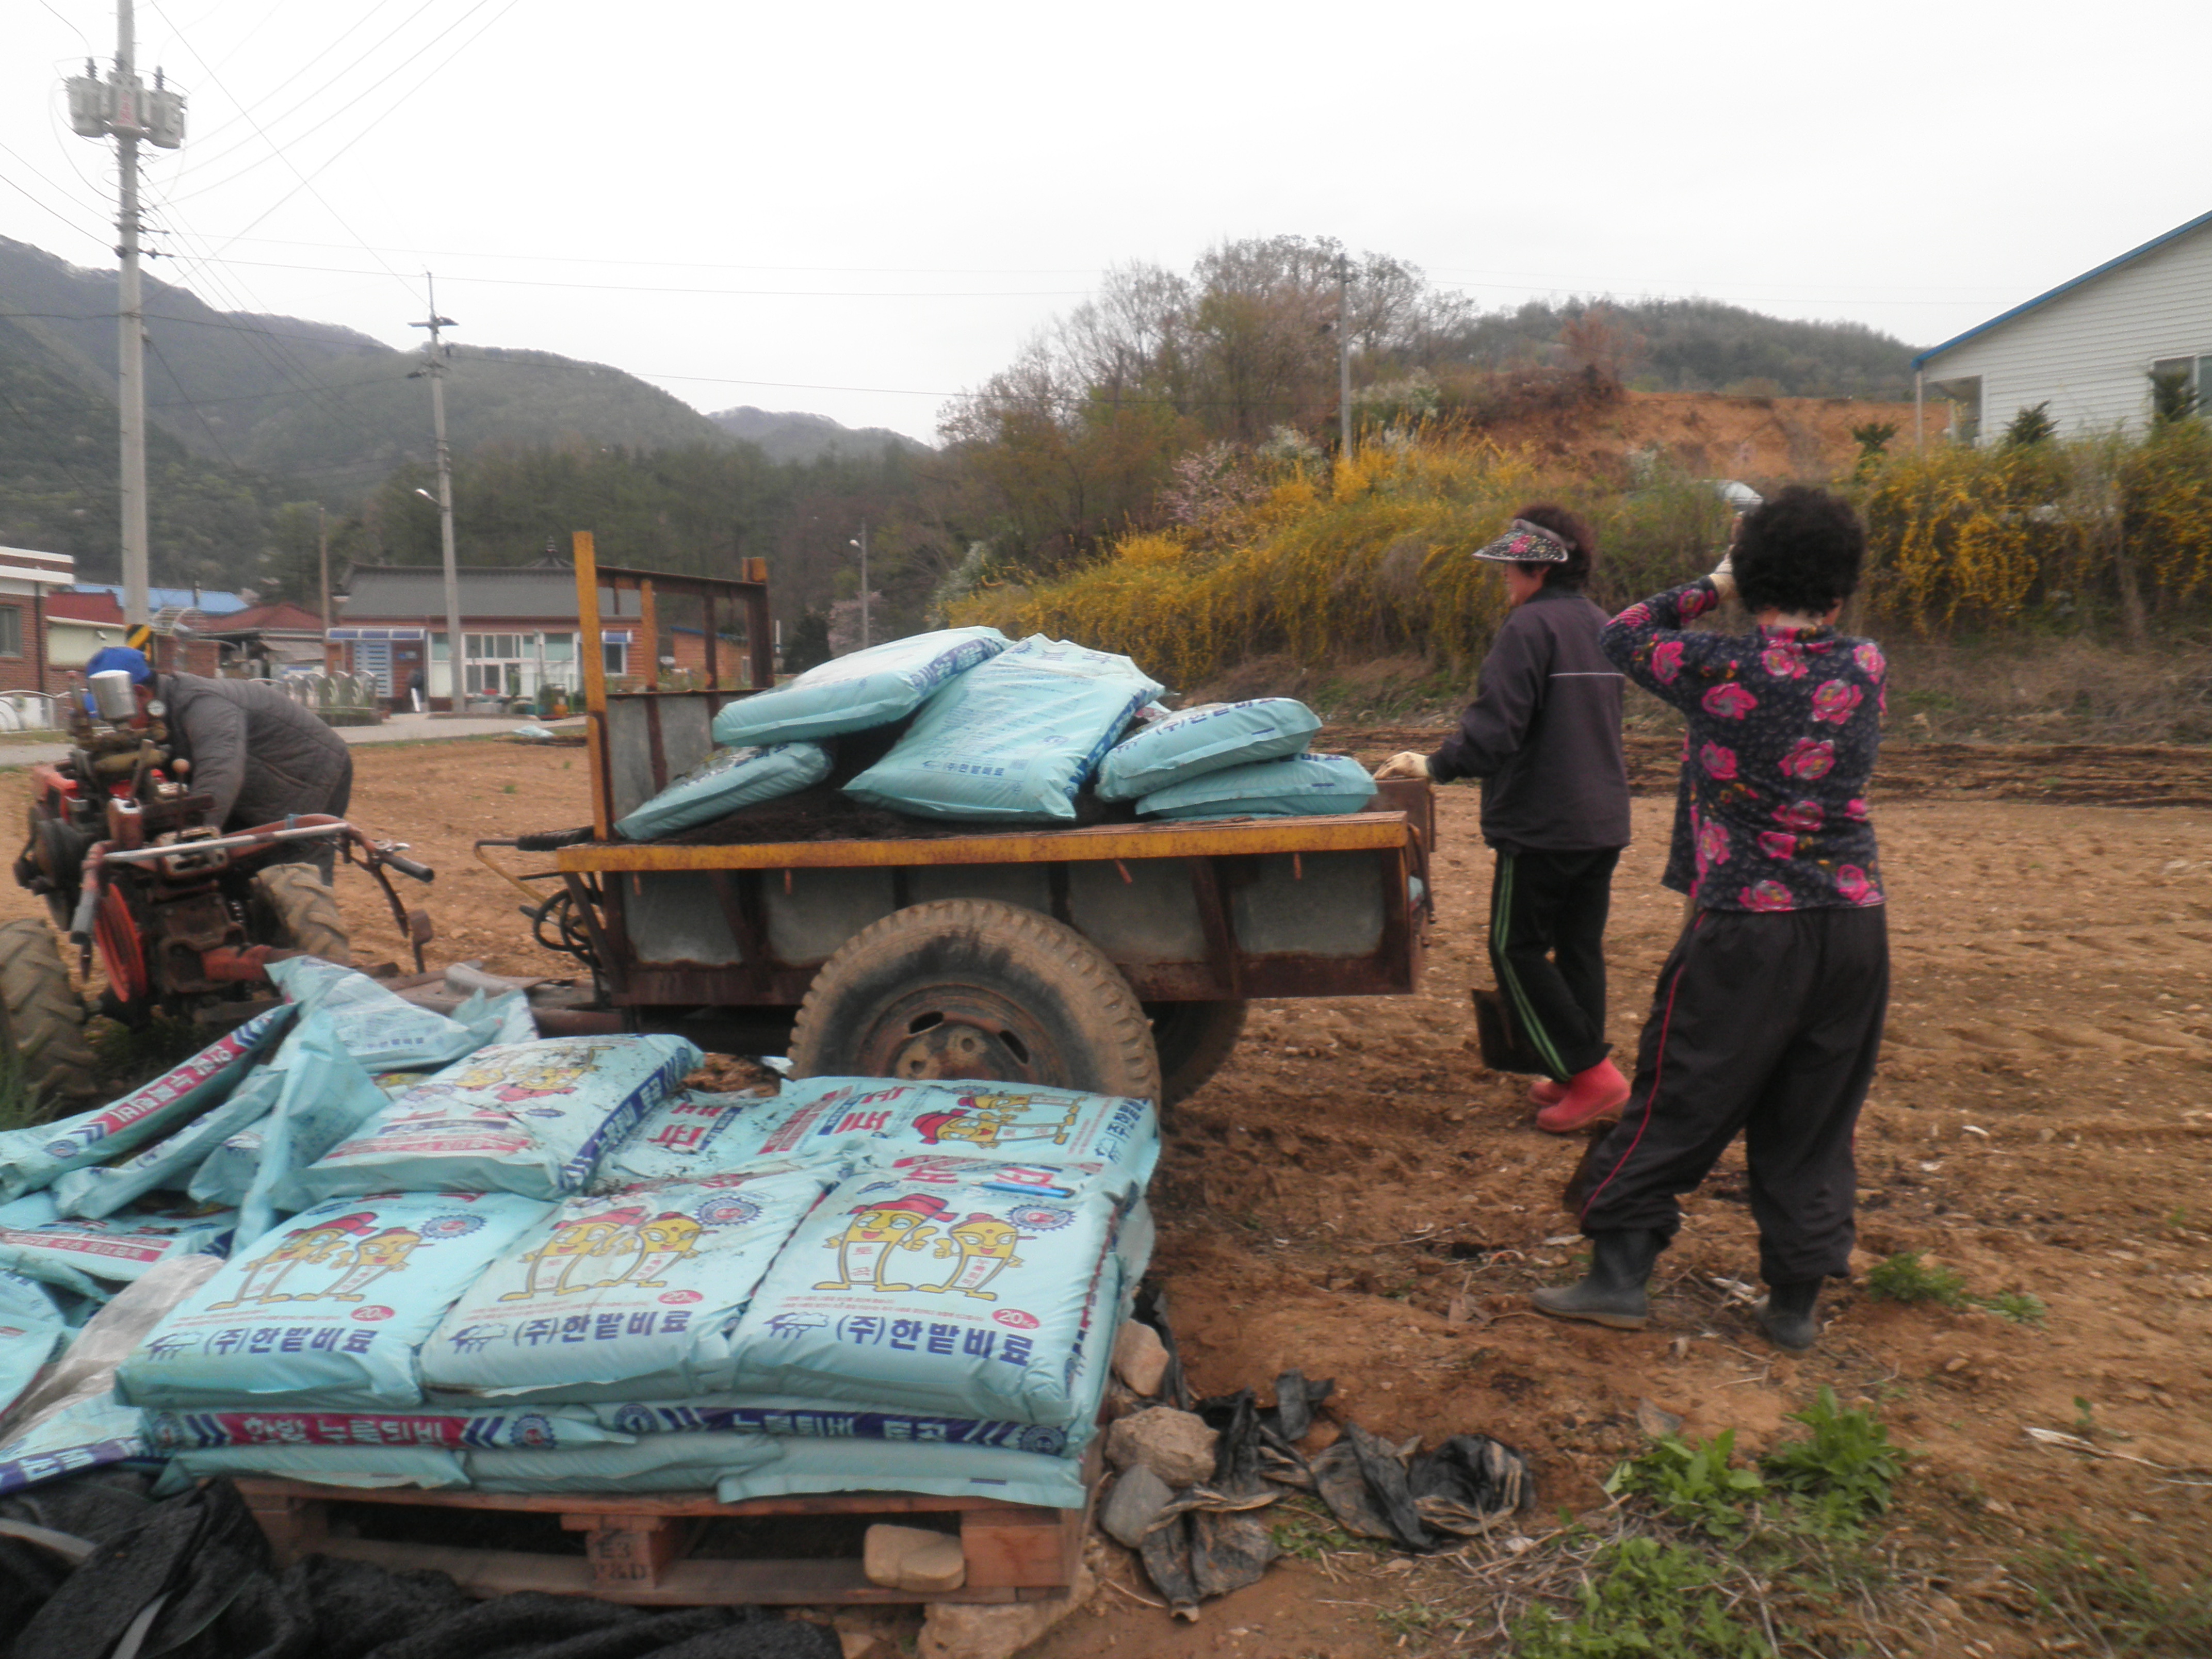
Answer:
[
  {"left": 710, "top": 626, "right": 1010, "bottom": 747},
  {"left": 288, "top": 1033, "right": 702, "bottom": 1203},
  {"left": 266, "top": 956, "right": 506, "bottom": 1070},
  {"left": 844, "top": 636, "right": 1164, "bottom": 823},
  {"left": 116, "top": 1190, "right": 550, "bottom": 1410},
  {"left": 598, "top": 1076, "right": 1157, "bottom": 1195},
  {"left": 421, "top": 1166, "right": 833, "bottom": 1403},
  {"left": 1137, "top": 752, "right": 1378, "bottom": 820},
  {"left": 0, "top": 1192, "right": 235, "bottom": 1299},
  {"left": 587, "top": 1088, "right": 779, "bottom": 1186},
  {"left": 0, "top": 1270, "right": 66, "bottom": 1420},
  {"left": 1096, "top": 698, "right": 1322, "bottom": 801},
  {"left": 0, "top": 1006, "right": 288, "bottom": 1205},
  {"left": 720, "top": 1435, "right": 1088, "bottom": 1511},
  {"left": 614, "top": 742, "right": 833, "bottom": 841},
  {"left": 143, "top": 1403, "right": 629, "bottom": 1454},
  {"left": 53, "top": 1050, "right": 290, "bottom": 1220},
  {"left": 726, "top": 1162, "right": 1127, "bottom": 1423}
]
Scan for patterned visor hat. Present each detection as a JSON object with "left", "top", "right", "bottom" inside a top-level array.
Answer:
[{"left": 1472, "top": 519, "right": 1572, "bottom": 564}]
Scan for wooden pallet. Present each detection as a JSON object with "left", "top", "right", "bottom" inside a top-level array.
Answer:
[{"left": 235, "top": 1475, "right": 1088, "bottom": 1606}]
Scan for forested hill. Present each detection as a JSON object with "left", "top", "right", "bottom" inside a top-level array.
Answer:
[
  {"left": 1451, "top": 297, "right": 1917, "bottom": 400},
  {"left": 709, "top": 406, "right": 931, "bottom": 463},
  {"left": 0, "top": 236, "right": 734, "bottom": 486}
]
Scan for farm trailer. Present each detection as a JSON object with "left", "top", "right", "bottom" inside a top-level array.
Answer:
[{"left": 490, "top": 537, "right": 1434, "bottom": 1105}]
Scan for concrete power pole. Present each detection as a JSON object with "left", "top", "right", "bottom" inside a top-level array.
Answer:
[
  {"left": 409, "top": 279, "right": 465, "bottom": 711},
  {"left": 66, "top": 1, "right": 185, "bottom": 630},
  {"left": 316, "top": 503, "right": 332, "bottom": 666},
  {"left": 1338, "top": 253, "right": 1353, "bottom": 459},
  {"left": 850, "top": 521, "right": 871, "bottom": 648}
]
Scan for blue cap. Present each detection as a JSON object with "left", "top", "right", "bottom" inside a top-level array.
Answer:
[{"left": 85, "top": 646, "right": 154, "bottom": 684}]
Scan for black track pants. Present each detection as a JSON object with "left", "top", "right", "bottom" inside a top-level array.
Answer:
[
  {"left": 1488, "top": 847, "right": 1621, "bottom": 1081},
  {"left": 1575, "top": 904, "right": 1889, "bottom": 1284}
]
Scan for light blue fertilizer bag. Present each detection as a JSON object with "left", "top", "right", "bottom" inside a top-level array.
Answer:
[
  {"left": 266, "top": 956, "right": 510, "bottom": 1070},
  {"left": 844, "top": 637, "right": 1164, "bottom": 823},
  {"left": 1137, "top": 752, "right": 1378, "bottom": 820},
  {"left": 0, "top": 1194, "right": 234, "bottom": 1299},
  {"left": 720, "top": 1435, "right": 1088, "bottom": 1511},
  {"left": 614, "top": 742, "right": 832, "bottom": 841},
  {"left": 287, "top": 1034, "right": 703, "bottom": 1204},
  {"left": 142, "top": 1403, "right": 629, "bottom": 1454},
  {"left": 586, "top": 1089, "right": 780, "bottom": 1187},
  {"left": 116, "top": 1190, "right": 550, "bottom": 1410},
  {"left": 0, "top": 1006, "right": 289, "bottom": 1206},
  {"left": 53, "top": 1056, "right": 289, "bottom": 1221},
  {"left": 0, "top": 1270, "right": 66, "bottom": 1419},
  {"left": 463, "top": 1429, "right": 783, "bottom": 1494},
  {"left": 0, "top": 1391, "right": 148, "bottom": 1496},
  {"left": 1095, "top": 698, "right": 1322, "bottom": 801},
  {"left": 421, "top": 1166, "right": 834, "bottom": 1404},
  {"left": 726, "top": 1163, "right": 1128, "bottom": 1424},
  {"left": 710, "top": 627, "right": 1010, "bottom": 747}
]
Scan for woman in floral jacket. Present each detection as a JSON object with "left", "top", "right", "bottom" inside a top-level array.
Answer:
[{"left": 1533, "top": 486, "right": 1889, "bottom": 1354}]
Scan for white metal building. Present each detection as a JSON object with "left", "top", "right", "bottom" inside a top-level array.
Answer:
[{"left": 1913, "top": 208, "right": 2212, "bottom": 445}]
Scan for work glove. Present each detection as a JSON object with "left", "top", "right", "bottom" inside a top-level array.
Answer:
[
  {"left": 1374, "top": 751, "right": 1433, "bottom": 782},
  {"left": 1707, "top": 552, "right": 1737, "bottom": 601}
]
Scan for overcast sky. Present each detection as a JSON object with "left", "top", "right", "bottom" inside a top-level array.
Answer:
[{"left": 4, "top": 0, "right": 2207, "bottom": 447}]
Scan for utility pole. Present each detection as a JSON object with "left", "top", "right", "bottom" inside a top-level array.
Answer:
[
  {"left": 67, "top": 2, "right": 185, "bottom": 629},
  {"left": 316, "top": 503, "right": 332, "bottom": 666},
  {"left": 849, "top": 521, "right": 871, "bottom": 648},
  {"left": 1338, "top": 253, "right": 1353, "bottom": 458},
  {"left": 408, "top": 278, "right": 465, "bottom": 711}
]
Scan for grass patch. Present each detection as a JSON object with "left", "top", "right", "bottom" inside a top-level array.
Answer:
[
  {"left": 2013, "top": 1533, "right": 2212, "bottom": 1657},
  {"left": 1511, "top": 1536, "right": 1772, "bottom": 1658},
  {"left": 1268, "top": 1497, "right": 1378, "bottom": 1564},
  {"left": 0, "top": 1038, "right": 38, "bottom": 1133},
  {"left": 1866, "top": 1250, "right": 2048, "bottom": 1324},
  {"left": 86, "top": 1014, "right": 211, "bottom": 1094}
]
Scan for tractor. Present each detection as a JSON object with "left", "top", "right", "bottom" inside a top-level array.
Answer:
[{"left": 9, "top": 674, "right": 434, "bottom": 1107}]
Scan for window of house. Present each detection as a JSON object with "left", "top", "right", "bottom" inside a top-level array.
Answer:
[
  {"left": 0, "top": 607, "right": 22, "bottom": 659},
  {"left": 603, "top": 640, "right": 627, "bottom": 676},
  {"left": 2151, "top": 355, "right": 2210, "bottom": 419}
]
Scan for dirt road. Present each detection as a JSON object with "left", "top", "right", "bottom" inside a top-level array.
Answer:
[{"left": 1, "top": 731, "right": 2205, "bottom": 1654}]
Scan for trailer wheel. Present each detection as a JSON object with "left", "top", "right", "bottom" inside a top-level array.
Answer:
[
  {"left": 790, "top": 899, "right": 1162, "bottom": 1102},
  {"left": 0, "top": 918, "right": 99, "bottom": 1112},
  {"left": 1146, "top": 1000, "right": 1248, "bottom": 1109},
  {"left": 249, "top": 865, "right": 352, "bottom": 965}
]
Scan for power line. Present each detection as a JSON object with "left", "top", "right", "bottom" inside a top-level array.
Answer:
[{"left": 199, "top": 257, "right": 1097, "bottom": 299}]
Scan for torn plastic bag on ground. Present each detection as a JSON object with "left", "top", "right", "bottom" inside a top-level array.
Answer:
[
  {"left": 420, "top": 1166, "right": 834, "bottom": 1404},
  {"left": 614, "top": 741, "right": 833, "bottom": 841},
  {"left": 1136, "top": 752, "right": 1379, "bottom": 820},
  {"left": 1095, "top": 698, "right": 1322, "bottom": 801},
  {"left": 844, "top": 636, "right": 1163, "bottom": 823},
  {"left": 0, "top": 1194, "right": 235, "bottom": 1300},
  {"left": 117, "top": 1191, "right": 550, "bottom": 1410},
  {"left": 0, "top": 1007, "right": 289, "bottom": 1207},
  {"left": 710, "top": 626, "right": 1010, "bottom": 748},
  {"left": 267, "top": 955, "right": 514, "bottom": 1071},
  {"left": 288, "top": 1034, "right": 702, "bottom": 1203},
  {"left": 1311, "top": 1421, "right": 1539, "bottom": 1550}
]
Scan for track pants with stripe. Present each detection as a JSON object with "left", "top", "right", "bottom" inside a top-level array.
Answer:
[
  {"left": 1576, "top": 904, "right": 1890, "bottom": 1286},
  {"left": 1488, "top": 847, "right": 1621, "bottom": 1081}
]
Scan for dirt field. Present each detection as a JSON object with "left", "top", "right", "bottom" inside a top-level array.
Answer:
[{"left": 2, "top": 729, "right": 2207, "bottom": 1655}]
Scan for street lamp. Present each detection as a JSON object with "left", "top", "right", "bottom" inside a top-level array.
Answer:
[{"left": 849, "top": 522, "right": 870, "bottom": 649}]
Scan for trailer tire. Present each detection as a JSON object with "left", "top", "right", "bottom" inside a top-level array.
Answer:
[
  {"left": 250, "top": 865, "right": 352, "bottom": 965},
  {"left": 1146, "top": 1000, "right": 1247, "bottom": 1110},
  {"left": 790, "top": 899, "right": 1162, "bottom": 1102},
  {"left": 0, "top": 918, "right": 99, "bottom": 1112}
]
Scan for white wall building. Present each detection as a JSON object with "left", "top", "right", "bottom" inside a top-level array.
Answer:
[{"left": 1914, "top": 208, "right": 2212, "bottom": 445}]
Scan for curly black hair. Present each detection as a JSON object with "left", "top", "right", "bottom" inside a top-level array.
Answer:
[
  {"left": 1732, "top": 485, "right": 1864, "bottom": 615},
  {"left": 1514, "top": 503, "right": 1597, "bottom": 591}
]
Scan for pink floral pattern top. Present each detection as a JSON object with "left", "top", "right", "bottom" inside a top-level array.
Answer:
[{"left": 1604, "top": 578, "right": 1885, "bottom": 913}]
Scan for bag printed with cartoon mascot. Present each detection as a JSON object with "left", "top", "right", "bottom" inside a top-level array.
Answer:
[
  {"left": 289, "top": 1034, "right": 702, "bottom": 1203},
  {"left": 727, "top": 1162, "right": 1139, "bottom": 1424},
  {"left": 421, "top": 1166, "right": 833, "bottom": 1403},
  {"left": 116, "top": 1191, "right": 550, "bottom": 1410}
]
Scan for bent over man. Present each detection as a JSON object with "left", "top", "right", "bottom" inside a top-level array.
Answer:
[
  {"left": 1375, "top": 506, "right": 1632, "bottom": 1133},
  {"left": 87, "top": 646, "right": 354, "bottom": 882},
  {"left": 1534, "top": 486, "right": 1889, "bottom": 1354}
]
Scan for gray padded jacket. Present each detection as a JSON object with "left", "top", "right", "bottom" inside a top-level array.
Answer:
[{"left": 158, "top": 672, "right": 353, "bottom": 830}]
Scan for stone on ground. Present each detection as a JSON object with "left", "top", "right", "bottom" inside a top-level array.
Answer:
[
  {"left": 1110, "top": 1319, "right": 1170, "bottom": 1396},
  {"left": 918, "top": 1563, "right": 1096, "bottom": 1659},
  {"left": 864, "top": 1523, "right": 967, "bottom": 1592},
  {"left": 1103, "top": 1406, "right": 1217, "bottom": 1488}
]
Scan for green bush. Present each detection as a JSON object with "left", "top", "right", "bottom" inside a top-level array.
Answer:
[{"left": 1511, "top": 1537, "right": 1771, "bottom": 1659}]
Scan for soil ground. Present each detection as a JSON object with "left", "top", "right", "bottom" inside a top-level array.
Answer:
[{"left": 3, "top": 728, "right": 2207, "bottom": 1655}]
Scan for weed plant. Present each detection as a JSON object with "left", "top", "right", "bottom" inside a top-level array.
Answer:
[
  {"left": 1866, "top": 1250, "right": 2047, "bottom": 1323},
  {"left": 2014, "top": 1533, "right": 2212, "bottom": 1656},
  {"left": 1511, "top": 1536, "right": 1771, "bottom": 1659}
]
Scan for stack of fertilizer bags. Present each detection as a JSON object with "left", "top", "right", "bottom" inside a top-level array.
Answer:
[
  {"left": 0, "top": 956, "right": 536, "bottom": 1494},
  {"left": 97, "top": 985, "right": 1159, "bottom": 1509},
  {"left": 612, "top": 624, "right": 1375, "bottom": 838}
]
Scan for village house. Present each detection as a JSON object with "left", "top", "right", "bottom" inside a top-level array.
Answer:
[{"left": 1914, "top": 206, "right": 2212, "bottom": 444}]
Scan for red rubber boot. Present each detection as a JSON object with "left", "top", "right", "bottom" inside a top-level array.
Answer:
[{"left": 1535, "top": 1058, "right": 1629, "bottom": 1134}]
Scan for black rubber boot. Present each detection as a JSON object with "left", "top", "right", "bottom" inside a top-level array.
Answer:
[
  {"left": 1755, "top": 1279, "right": 1823, "bottom": 1352},
  {"left": 1531, "top": 1230, "right": 1666, "bottom": 1330}
]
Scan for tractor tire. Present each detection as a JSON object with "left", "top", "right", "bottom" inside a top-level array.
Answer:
[
  {"left": 0, "top": 918, "right": 99, "bottom": 1112},
  {"left": 789, "top": 899, "right": 1161, "bottom": 1102},
  {"left": 1146, "top": 999, "right": 1248, "bottom": 1110},
  {"left": 249, "top": 865, "right": 352, "bottom": 965}
]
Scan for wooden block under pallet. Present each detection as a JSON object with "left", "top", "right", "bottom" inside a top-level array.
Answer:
[{"left": 232, "top": 1476, "right": 1088, "bottom": 1607}]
